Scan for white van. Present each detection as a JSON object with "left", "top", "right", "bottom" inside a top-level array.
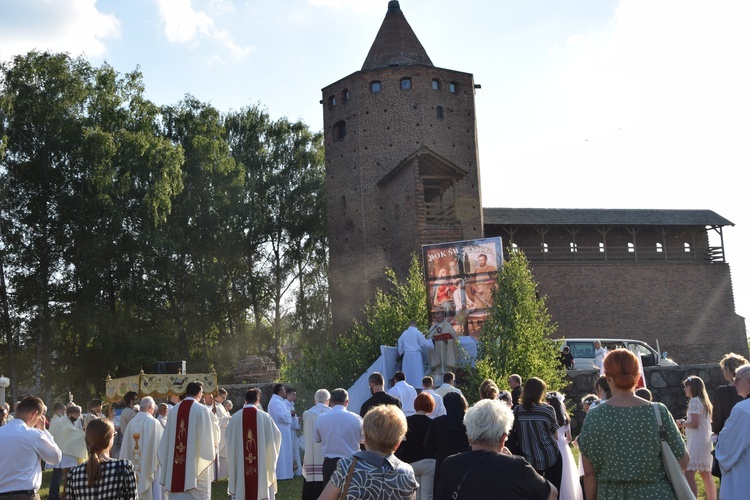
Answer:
[{"left": 560, "top": 338, "right": 677, "bottom": 371}]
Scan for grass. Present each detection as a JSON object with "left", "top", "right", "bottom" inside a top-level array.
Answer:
[
  {"left": 40, "top": 456, "right": 719, "bottom": 499},
  {"left": 38, "top": 470, "right": 304, "bottom": 500}
]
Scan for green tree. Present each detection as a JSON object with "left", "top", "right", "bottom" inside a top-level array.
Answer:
[
  {"left": 286, "top": 254, "right": 428, "bottom": 397},
  {"left": 466, "top": 248, "right": 564, "bottom": 401}
]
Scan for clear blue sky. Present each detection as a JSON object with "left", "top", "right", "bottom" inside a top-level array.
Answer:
[{"left": 1, "top": 0, "right": 748, "bottom": 334}]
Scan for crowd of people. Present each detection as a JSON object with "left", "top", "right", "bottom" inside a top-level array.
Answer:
[{"left": 1, "top": 340, "right": 750, "bottom": 499}]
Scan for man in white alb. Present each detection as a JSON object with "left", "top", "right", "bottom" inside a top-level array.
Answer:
[
  {"left": 120, "top": 396, "right": 164, "bottom": 500},
  {"left": 158, "top": 381, "right": 220, "bottom": 499},
  {"left": 268, "top": 384, "right": 294, "bottom": 480},
  {"left": 397, "top": 320, "right": 433, "bottom": 388},
  {"left": 226, "top": 388, "right": 281, "bottom": 500}
]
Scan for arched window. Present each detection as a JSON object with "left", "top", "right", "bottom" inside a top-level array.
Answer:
[
  {"left": 328, "top": 95, "right": 336, "bottom": 107},
  {"left": 400, "top": 77, "right": 412, "bottom": 90},
  {"left": 371, "top": 81, "right": 381, "bottom": 93},
  {"left": 342, "top": 89, "right": 349, "bottom": 103},
  {"left": 449, "top": 82, "right": 458, "bottom": 94},
  {"left": 432, "top": 79, "right": 440, "bottom": 91},
  {"left": 333, "top": 120, "right": 346, "bottom": 140},
  {"left": 436, "top": 106, "right": 444, "bottom": 119}
]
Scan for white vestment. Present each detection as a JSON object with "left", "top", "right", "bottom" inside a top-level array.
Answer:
[
  {"left": 52, "top": 418, "right": 88, "bottom": 465},
  {"left": 302, "top": 403, "right": 331, "bottom": 482},
  {"left": 226, "top": 405, "right": 281, "bottom": 500},
  {"left": 716, "top": 398, "right": 750, "bottom": 500},
  {"left": 388, "top": 381, "right": 418, "bottom": 416},
  {"left": 120, "top": 411, "right": 164, "bottom": 500},
  {"left": 158, "top": 397, "right": 220, "bottom": 499},
  {"left": 283, "top": 399, "right": 302, "bottom": 476},
  {"left": 268, "top": 394, "right": 293, "bottom": 480},
  {"left": 215, "top": 402, "right": 231, "bottom": 480},
  {"left": 397, "top": 326, "right": 433, "bottom": 388}
]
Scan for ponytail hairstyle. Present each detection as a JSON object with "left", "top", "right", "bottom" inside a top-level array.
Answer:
[
  {"left": 85, "top": 418, "right": 115, "bottom": 486},
  {"left": 683, "top": 376, "right": 713, "bottom": 418}
]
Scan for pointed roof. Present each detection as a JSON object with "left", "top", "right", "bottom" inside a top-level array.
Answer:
[{"left": 362, "top": 1, "right": 433, "bottom": 70}]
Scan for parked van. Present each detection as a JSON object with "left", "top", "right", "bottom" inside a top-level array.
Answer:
[{"left": 560, "top": 338, "right": 677, "bottom": 370}]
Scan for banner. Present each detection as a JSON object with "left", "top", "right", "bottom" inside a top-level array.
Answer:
[
  {"left": 422, "top": 237, "right": 503, "bottom": 339},
  {"left": 105, "top": 372, "right": 219, "bottom": 402}
]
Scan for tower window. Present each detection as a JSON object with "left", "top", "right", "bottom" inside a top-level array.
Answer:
[
  {"left": 328, "top": 95, "right": 336, "bottom": 107},
  {"left": 342, "top": 89, "right": 349, "bottom": 103},
  {"left": 449, "top": 82, "right": 458, "bottom": 94},
  {"left": 432, "top": 79, "right": 440, "bottom": 91},
  {"left": 401, "top": 77, "right": 412, "bottom": 90},
  {"left": 436, "top": 106, "right": 444, "bottom": 119},
  {"left": 371, "top": 81, "right": 381, "bottom": 93},
  {"left": 333, "top": 120, "right": 346, "bottom": 140}
]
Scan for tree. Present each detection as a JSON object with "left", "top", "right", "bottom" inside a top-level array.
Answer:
[
  {"left": 466, "top": 248, "right": 564, "bottom": 401},
  {"left": 285, "top": 254, "right": 428, "bottom": 397}
]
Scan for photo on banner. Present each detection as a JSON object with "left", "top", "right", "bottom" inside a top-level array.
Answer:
[{"left": 422, "top": 237, "right": 503, "bottom": 339}]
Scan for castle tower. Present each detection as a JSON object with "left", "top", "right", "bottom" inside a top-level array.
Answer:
[{"left": 323, "top": 1, "right": 484, "bottom": 333}]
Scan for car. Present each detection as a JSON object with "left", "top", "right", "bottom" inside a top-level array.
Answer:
[{"left": 559, "top": 338, "right": 677, "bottom": 371}]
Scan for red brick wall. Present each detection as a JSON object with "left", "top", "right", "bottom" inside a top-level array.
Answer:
[
  {"left": 530, "top": 261, "right": 747, "bottom": 363},
  {"left": 323, "top": 65, "right": 483, "bottom": 333}
]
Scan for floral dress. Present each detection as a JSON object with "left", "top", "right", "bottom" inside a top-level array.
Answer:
[
  {"left": 685, "top": 397, "right": 713, "bottom": 472},
  {"left": 578, "top": 402, "right": 685, "bottom": 500}
]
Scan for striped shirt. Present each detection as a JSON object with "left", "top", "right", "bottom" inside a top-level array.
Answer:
[{"left": 513, "top": 403, "right": 560, "bottom": 470}]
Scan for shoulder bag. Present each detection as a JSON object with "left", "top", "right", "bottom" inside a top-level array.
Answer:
[
  {"left": 652, "top": 403, "right": 695, "bottom": 500},
  {"left": 338, "top": 457, "right": 359, "bottom": 500}
]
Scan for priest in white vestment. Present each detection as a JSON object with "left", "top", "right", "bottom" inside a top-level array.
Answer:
[
  {"left": 226, "top": 388, "right": 281, "bottom": 500},
  {"left": 283, "top": 389, "right": 302, "bottom": 477},
  {"left": 397, "top": 320, "right": 433, "bottom": 388},
  {"left": 158, "top": 381, "right": 220, "bottom": 499},
  {"left": 267, "top": 384, "right": 294, "bottom": 480},
  {"left": 214, "top": 388, "right": 232, "bottom": 480},
  {"left": 120, "top": 396, "right": 164, "bottom": 500},
  {"left": 301, "top": 389, "right": 331, "bottom": 500}
]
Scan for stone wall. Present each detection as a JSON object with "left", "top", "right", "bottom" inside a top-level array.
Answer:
[{"left": 565, "top": 364, "right": 726, "bottom": 433}]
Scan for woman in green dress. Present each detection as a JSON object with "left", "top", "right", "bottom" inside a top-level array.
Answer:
[{"left": 578, "top": 349, "right": 689, "bottom": 499}]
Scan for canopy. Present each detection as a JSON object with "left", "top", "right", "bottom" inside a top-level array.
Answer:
[{"left": 105, "top": 371, "right": 218, "bottom": 402}]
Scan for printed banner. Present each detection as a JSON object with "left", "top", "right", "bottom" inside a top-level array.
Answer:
[
  {"left": 422, "top": 237, "right": 503, "bottom": 339},
  {"left": 105, "top": 373, "right": 219, "bottom": 402}
]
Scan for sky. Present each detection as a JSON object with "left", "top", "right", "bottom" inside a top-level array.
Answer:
[{"left": 1, "top": 0, "right": 748, "bottom": 331}]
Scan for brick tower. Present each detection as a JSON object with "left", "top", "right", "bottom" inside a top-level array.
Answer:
[{"left": 323, "top": 1, "right": 484, "bottom": 334}]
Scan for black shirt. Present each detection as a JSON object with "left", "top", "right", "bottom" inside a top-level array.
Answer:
[
  {"left": 435, "top": 450, "right": 551, "bottom": 500},
  {"left": 559, "top": 351, "right": 574, "bottom": 369},
  {"left": 360, "top": 391, "right": 402, "bottom": 418}
]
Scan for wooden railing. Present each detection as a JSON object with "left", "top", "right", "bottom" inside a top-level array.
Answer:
[{"left": 517, "top": 245, "right": 725, "bottom": 263}]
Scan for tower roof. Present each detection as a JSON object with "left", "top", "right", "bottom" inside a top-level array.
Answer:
[{"left": 362, "top": 1, "right": 433, "bottom": 70}]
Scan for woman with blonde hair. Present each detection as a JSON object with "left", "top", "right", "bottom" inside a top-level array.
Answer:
[
  {"left": 677, "top": 376, "right": 716, "bottom": 500},
  {"left": 66, "top": 418, "right": 137, "bottom": 499},
  {"left": 578, "top": 349, "right": 688, "bottom": 499},
  {"left": 319, "top": 404, "right": 418, "bottom": 499}
]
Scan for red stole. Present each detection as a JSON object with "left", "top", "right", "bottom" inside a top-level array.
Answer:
[
  {"left": 170, "top": 399, "right": 194, "bottom": 492},
  {"left": 242, "top": 406, "right": 260, "bottom": 500}
]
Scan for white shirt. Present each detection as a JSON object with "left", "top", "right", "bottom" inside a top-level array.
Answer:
[
  {"left": 423, "top": 389, "right": 447, "bottom": 418},
  {"left": 594, "top": 347, "right": 607, "bottom": 372},
  {"left": 0, "top": 419, "right": 62, "bottom": 493},
  {"left": 388, "top": 381, "right": 418, "bottom": 416},
  {"left": 313, "top": 405, "right": 363, "bottom": 458},
  {"left": 434, "top": 383, "right": 463, "bottom": 399}
]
